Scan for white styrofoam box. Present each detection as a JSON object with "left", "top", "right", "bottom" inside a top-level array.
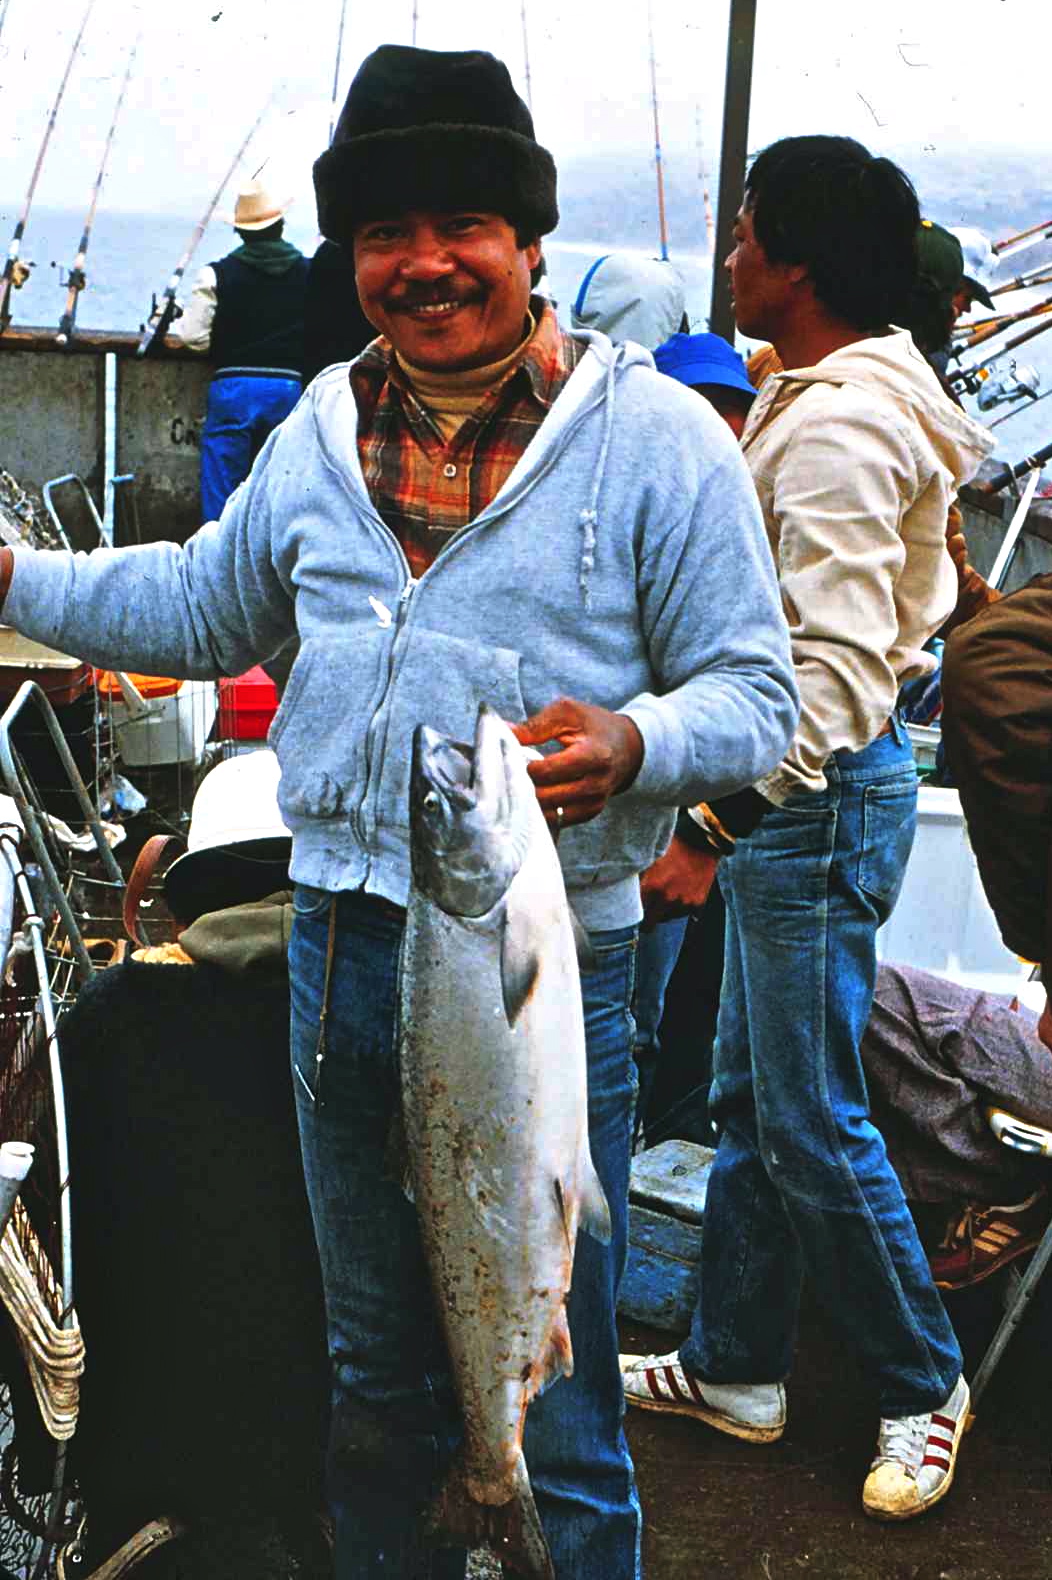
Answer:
[
  {"left": 877, "top": 785, "right": 1037, "bottom": 1001},
  {"left": 109, "top": 680, "right": 218, "bottom": 768}
]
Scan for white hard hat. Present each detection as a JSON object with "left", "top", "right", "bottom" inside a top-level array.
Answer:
[{"left": 163, "top": 750, "right": 292, "bottom": 923}]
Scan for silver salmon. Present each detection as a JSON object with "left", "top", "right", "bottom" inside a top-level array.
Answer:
[{"left": 400, "top": 704, "right": 611, "bottom": 1579}]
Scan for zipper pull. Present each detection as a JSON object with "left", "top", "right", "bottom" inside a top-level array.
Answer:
[{"left": 399, "top": 577, "right": 417, "bottom": 606}]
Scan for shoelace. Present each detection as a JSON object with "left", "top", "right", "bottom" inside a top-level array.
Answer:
[
  {"left": 940, "top": 1190, "right": 1044, "bottom": 1262},
  {"left": 873, "top": 1410, "right": 929, "bottom": 1476}
]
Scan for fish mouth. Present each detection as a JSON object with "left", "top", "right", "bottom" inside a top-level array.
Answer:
[{"left": 411, "top": 724, "right": 474, "bottom": 811}]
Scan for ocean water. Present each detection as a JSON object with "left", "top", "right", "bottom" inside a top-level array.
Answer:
[
  {"left": 4, "top": 206, "right": 1050, "bottom": 466},
  {"left": 2, "top": 206, "right": 715, "bottom": 341}
]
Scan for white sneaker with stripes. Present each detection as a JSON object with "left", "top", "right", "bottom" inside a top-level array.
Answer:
[
  {"left": 862, "top": 1374, "right": 970, "bottom": 1521},
  {"left": 619, "top": 1351, "right": 786, "bottom": 1443}
]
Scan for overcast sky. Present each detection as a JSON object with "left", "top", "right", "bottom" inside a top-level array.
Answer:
[{"left": 2, "top": 0, "right": 1051, "bottom": 226}]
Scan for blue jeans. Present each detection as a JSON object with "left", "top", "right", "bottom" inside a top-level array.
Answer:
[
  {"left": 289, "top": 890, "right": 642, "bottom": 1579},
  {"left": 680, "top": 722, "right": 963, "bottom": 1418},
  {"left": 200, "top": 370, "right": 301, "bottom": 521},
  {"left": 632, "top": 918, "right": 688, "bottom": 1144}
]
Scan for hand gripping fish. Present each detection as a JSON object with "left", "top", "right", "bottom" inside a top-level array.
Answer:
[{"left": 401, "top": 704, "right": 612, "bottom": 1580}]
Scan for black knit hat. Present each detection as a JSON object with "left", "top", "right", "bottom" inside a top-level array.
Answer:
[{"left": 313, "top": 45, "right": 558, "bottom": 247}]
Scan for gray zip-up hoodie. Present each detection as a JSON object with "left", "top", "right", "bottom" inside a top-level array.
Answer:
[{"left": 5, "top": 332, "right": 798, "bottom": 927}]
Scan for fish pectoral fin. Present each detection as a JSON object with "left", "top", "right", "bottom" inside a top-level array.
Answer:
[
  {"left": 532, "top": 1305, "right": 574, "bottom": 1398},
  {"left": 501, "top": 911, "right": 542, "bottom": 1026},
  {"left": 578, "top": 1159, "right": 612, "bottom": 1246},
  {"left": 426, "top": 1449, "right": 554, "bottom": 1580},
  {"left": 568, "top": 905, "right": 598, "bottom": 974},
  {"left": 554, "top": 1166, "right": 612, "bottom": 1248}
]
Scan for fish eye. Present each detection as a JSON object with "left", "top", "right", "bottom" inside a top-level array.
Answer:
[{"left": 423, "top": 790, "right": 441, "bottom": 811}]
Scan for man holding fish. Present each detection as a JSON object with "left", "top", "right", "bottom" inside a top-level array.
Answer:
[{"left": 0, "top": 44, "right": 797, "bottom": 1578}]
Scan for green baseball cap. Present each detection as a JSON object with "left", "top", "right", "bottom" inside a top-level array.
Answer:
[
  {"left": 916, "top": 220, "right": 965, "bottom": 307},
  {"left": 916, "top": 219, "right": 995, "bottom": 311}
]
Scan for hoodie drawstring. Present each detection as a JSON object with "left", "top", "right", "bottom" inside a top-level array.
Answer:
[{"left": 578, "top": 347, "right": 622, "bottom": 609}]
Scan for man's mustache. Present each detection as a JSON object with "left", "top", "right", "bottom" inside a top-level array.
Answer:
[{"left": 386, "top": 286, "right": 483, "bottom": 312}]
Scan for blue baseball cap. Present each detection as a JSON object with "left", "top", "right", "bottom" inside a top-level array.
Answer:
[{"left": 653, "top": 332, "right": 756, "bottom": 399}]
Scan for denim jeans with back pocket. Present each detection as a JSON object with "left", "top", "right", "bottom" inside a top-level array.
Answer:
[
  {"left": 288, "top": 888, "right": 643, "bottom": 1579},
  {"left": 680, "top": 720, "right": 963, "bottom": 1418}
]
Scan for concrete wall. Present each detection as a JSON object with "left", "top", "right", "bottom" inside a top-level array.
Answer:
[
  {"left": 0, "top": 343, "right": 105, "bottom": 501},
  {"left": 0, "top": 328, "right": 209, "bottom": 545},
  {"left": 115, "top": 354, "right": 210, "bottom": 543}
]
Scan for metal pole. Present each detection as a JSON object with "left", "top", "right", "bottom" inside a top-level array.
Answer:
[
  {"left": 646, "top": 0, "right": 669, "bottom": 261},
  {"left": 709, "top": 0, "right": 756, "bottom": 342}
]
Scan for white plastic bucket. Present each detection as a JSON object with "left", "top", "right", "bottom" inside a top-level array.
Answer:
[
  {"left": 108, "top": 680, "right": 217, "bottom": 768},
  {"left": 877, "top": 785, "right": 1039, "bottom": 1004}
]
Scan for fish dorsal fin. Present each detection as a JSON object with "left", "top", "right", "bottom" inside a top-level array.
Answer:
[{"left": 501, "top": 909, "right": 541, "bottom": 1026}]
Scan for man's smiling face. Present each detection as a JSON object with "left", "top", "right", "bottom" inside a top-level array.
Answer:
[{"left": 353, "top": 210, "right": 541, "bottom": 372}]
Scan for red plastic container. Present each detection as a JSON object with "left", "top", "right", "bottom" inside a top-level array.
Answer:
[{"left": 217, "top": 666, "right": 279, "bottom": 742}]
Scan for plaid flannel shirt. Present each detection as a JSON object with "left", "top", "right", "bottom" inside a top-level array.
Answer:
[{"left": 351, "top": 298, "right": 585, "bottom": 580}]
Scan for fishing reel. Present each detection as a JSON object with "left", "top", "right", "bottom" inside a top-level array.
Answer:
[{"left": 976, "top": 360, "right": 1041, "bottom": 413}]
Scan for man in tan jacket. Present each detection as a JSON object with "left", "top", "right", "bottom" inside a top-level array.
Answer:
[{"left": 623, "top": 134, "right": 994, "bottom": 1522}]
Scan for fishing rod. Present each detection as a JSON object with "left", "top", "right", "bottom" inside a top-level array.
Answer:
[
  {"left": 137, "top": 94, "right": 273, "bottom": 357},
  {"left": 520, "top": 0, "right": 533, "bottom": 114},
  {"left": 990, "top": 386, "right": 1052, "bottom": 430},
  {"left": 695, "top": 105, "right": 715, "bottom": 258},
  {"left": 951, "top": 293, "right": 1052, "bottom": 355},
  {"left": 990, "top": 260, "right": 1052, "bottom": 299},
  {"left": 411, "top": 1, "right": 418, "bottom": 45},
  {"left": 0, "top": 0, "right": 11, "bottom": 49},
  {"left": 992, "top": 216, "right": 1052, "bottom": 258},
  {"left": 0, "top": 0, "right": 96, "bottom": 333},
  {"left": 966, "top": 439, "right": 1048, "bottom": 492},
  {"left": 949, "top": 303, "right": 1052, "bottom": 397},
  {"left": 646, "top": 0, "right": 669, "bottom": 262},
  {"left": 327, "top": 0, "right": 349, "bottom": 147},
  {"left": 55, "top": 34, "right": 139, "bottom": 347}
]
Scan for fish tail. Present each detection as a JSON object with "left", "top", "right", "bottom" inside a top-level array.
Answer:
[{"left": 426, "top": 1448, "right": 554, "bottom": 1580}]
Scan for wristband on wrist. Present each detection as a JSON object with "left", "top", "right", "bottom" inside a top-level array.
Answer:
[
  {"left": 676, "top": 806, "right": 732, "bottom": 858},
  {"left": 674, "top": 807, "right": 720, "bottom": 856},
  {"left": 691, "top": 802, "right": 737, "bottom": 856}
]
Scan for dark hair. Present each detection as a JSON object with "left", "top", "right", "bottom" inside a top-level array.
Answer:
[
  {"left": 236, "top": 219, "right": 285, "bottom": 244},
  {"left": 745, "top": 135, "right": 919, "bottom": 331},
  {"left": 897, "top": 282, "right": 954, "bottom": 355}
]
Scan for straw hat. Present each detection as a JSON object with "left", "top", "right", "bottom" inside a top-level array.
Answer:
[{"left": 221, "top": 179, "right": 293, "bottom": 232}]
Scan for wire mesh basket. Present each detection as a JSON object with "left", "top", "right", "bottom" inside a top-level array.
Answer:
[{"left": 0, "top": 683, "right": 125, "bottom": 1578}]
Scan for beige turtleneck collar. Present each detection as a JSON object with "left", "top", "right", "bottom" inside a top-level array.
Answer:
[{"left": 395, "top": 312, "right": 536, "bottom": 443}]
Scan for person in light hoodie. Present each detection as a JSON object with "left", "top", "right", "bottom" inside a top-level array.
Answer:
[
  {"left": 570, "top": 250, "right": 688, "bottom": 350},
  {"left": 623, "top": 135, "right": 996, "bottom": 1525},
  {"left": 0, "top": 45, "right": 798, "bottom": 1580}
]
